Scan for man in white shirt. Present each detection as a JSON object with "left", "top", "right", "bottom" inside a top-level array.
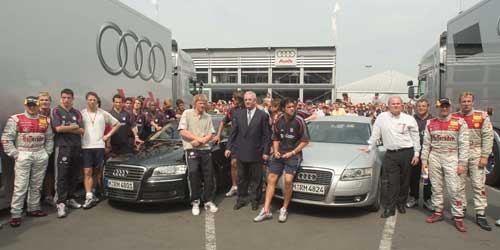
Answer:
[
  {"left": 362, "top": 96, "right": 420, "bottom": 218},
  {"left": 81, "top": 92, "right": 120, "bottom": 209}
]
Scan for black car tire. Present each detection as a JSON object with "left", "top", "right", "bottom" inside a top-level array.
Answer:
[{"left": 486, "top": 136, "right": 500, "bottom": 186}]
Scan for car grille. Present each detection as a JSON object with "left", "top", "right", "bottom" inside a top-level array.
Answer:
[
  {"left": 104, "top": 164, "right": 145, "bottom": 200},
  {"left": 104, "top": 164, "right": 145, "bottom": 181},
  {"left": 142, "top": 191, "right": 179, "bottom": 200},
  {"left": 294, "top": 168, "right": 333, "bottom": 186},
  {"left": 277, "top": 168, "right": 334, "bottom": 202}
]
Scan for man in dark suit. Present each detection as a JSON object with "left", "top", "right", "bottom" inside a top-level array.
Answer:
[{"left": 225, "top": 91, "right": 272, "bottom": 211}]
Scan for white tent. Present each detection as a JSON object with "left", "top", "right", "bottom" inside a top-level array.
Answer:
[{"left": 337, "top": 70, "right": 416, "bottom": 104}]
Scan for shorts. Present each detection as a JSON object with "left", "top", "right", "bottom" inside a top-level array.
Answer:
[
  {"left": 82, "top": 148, "right": 105, "bottom": 168},
  {"left": 268, "top": 155, "right": 302, "bottom": 175}
]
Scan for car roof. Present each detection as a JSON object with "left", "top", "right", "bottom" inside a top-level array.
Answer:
[{"left": 311, "top": 116, "right": 372, "bottom": 124}]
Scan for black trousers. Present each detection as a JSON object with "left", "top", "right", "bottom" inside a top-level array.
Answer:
[
  {"left": 381, "top": 148, "right": 413, "bottom": 210},
  {"left": 186, "top": 149, "right": 215, "bottom": 202},
  {"left": 55, "top": 146, "right": 81, "bottom": 204},
  {"left": 409, "top": 160, "right": 432, "bottom": 201},
  {"left": 236, "top": 160, "right": 263, "bottom": 205}
]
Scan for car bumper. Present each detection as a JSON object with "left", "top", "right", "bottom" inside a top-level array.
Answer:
[
  {"left": 275, "top": 168, "right": 378, "bottom": 207},
  {"left": 104, "top": 176, "right": 188, "bottom": 203}
]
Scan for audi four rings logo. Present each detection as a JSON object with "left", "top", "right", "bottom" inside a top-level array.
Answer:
[
  {"left": 112, "top": 169, "right": 129, "bottom": 177},
  {"left": 277, "top": 50, "right": 297, "bottom": 58},
  {"left": 297, "top": 172, "right": 318, "bottom": 182},
  {"left": 97, "top": 22, "right": 167, "bottom": 82}
]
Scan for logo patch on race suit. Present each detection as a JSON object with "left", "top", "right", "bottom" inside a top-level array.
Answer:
[
  {"left": 72, "top": 116, "right": 76, "bottom": 121},
  {"left": 39, "top": 117, "right": 48, "bottom": 127},
  {"left": 473, "top": 114, "right": 482, "bottom": 122},
  {"left": 474, "top": 123, "right": 480, "bottom": 128},
  {"left": 449, "top": 120, "right": 459, "bottom": 130},
  {"left": 61, "top": 156, "right": 68, "bottom": 162}
]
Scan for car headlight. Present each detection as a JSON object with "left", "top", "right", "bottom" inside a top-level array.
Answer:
[
  {"left": 340, "top": 167, "right": 372, "bottom": 181},
  {"left": 151, "top": 165, "right": 187, "bottom": 177}
]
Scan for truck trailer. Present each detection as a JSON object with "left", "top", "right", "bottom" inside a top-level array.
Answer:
[
  {"left": 408, "top": 0, "right": 500, "bottom": 185},
  {"left": 0, "top": 0, "right": 194, "bottom": 209}
]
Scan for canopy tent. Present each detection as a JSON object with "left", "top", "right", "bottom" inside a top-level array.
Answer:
[{"left": 336, "top": 70, "right": 416, "bottom": 104}]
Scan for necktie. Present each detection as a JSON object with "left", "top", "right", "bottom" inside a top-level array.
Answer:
[{"left": 247, "top": 110, "right": 252, "bottom": 126}]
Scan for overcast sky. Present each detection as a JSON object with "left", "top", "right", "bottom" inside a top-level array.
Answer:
[{"left": 120, "top": 0, "right": 481, "bottom": 85}]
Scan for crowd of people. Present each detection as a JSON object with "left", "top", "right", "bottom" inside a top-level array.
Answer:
[{"left": 1, "top": 89, "right": 499, "bottom": 232}]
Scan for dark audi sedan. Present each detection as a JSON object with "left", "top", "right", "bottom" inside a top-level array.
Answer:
[{"left": 103, "top": 117, "right": 231, "bottom": 203}]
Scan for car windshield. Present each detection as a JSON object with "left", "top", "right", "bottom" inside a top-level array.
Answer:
[
  {"left": 148, "top": 122, "right": 180, "bottom": 141},
  {"left": 307, "top": 121, "right": 370, "bottom": 145}
]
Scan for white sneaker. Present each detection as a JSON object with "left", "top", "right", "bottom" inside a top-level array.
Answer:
[
  {"left": 496, "top": 219, "right": 500, "bottom": 227},
  {"left": 67, "top": 199, "right": 82, "bottom": 209},
  {"left": 225, "top": 186, "right": 238, "bottom": 197},
  {"left": 423, "top": 200, "right": 434, "bottom": 212},
  {"left": 204, "top": 201, "right": 218, "bottom": 213},
  {"left": 253, "top": 209, "right": 272, "bottom": 222},
  {"left": 406, "top": 197, "right": 417, "bottom": 208},
  {"left": 192, "top": 200, "right": 200, "bottom": 216},
  {"left": 278, "top": 207, "right": 288, "bottom": 223},
  {"left": 82, "top": 198, "right": 95, "bottom": 209},
  {"left": 57, "top": 203, "right": 67, "bottom": 218}
]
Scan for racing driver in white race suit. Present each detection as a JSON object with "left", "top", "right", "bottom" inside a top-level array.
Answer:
[{"left": 1, "top": 96, "right": 54, "bottom": 227}]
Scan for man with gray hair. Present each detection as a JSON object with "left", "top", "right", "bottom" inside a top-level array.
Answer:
[
  {"left": 362, "top": 96, "right": 420, "bottom": 218},
  {"left": 226, "top": 91, "right": 271, "bottom": 211}
]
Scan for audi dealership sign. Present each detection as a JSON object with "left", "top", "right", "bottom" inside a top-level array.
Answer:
[
  {"left": 97, "top": 22, "right": 167, "bottom": 83},
  {"left": 275, "top": 48, "right": 297, "bottom": 67}
]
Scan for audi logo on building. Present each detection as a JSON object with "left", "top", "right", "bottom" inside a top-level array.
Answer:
[
  {"left": 297, "top": 172, "right": 318, "bottom": 182},
  {"left": 276, "top": 50, "right": 297, "bottom": 58},
  {"left": 112, "top": 169, "right": 129, "bottom": 178},
  {"left": 96, "top": 22, "right": 167, "bottom": 82}
]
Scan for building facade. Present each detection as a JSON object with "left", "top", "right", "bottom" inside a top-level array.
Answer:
[{"left": 184, "top": 46, "right": 336, "bottom": 102}]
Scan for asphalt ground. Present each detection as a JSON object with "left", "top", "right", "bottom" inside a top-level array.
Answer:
[{"left": 0, "top": 185, "right": 499, "bottom": 250}]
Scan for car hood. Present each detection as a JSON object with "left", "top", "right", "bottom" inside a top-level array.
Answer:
[
  {"left": 107, "top": 140, "right": 185, "bottom": 167},
  {"left": 301, "top": 142, "right": 373, "bottom": 174}
]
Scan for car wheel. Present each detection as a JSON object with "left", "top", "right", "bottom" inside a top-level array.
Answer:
[
  {"left": 486, "top": 136, "right": 500, "bottom": 186},
  {"left": 365, "top": 178, "right": 381, "bottom": 212}
]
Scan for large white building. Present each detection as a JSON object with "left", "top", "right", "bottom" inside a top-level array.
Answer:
[{"left": 184, "top": 46, "right": 336, "bottom": 102}]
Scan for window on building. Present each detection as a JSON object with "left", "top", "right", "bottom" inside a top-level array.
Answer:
[
  {"left": 453, "top": 23, "right": 483, "bottom": 59},
  {"left": 212, "top": 68, "right": 237, "bottom": 84},
  {"left": 241, "top": 68, "right": 268, "bottom": 84},
  {"left": 212, "top": 89, "right": 235, "bottom": 102},
  {"left": 195, "top": 68, "right": 208, "bottom": 84},
  {"left": 272, "top": 68, "right": 299, "bottom": 84},
  {"left": 304, "top": 68, "right": 333, "bottom": 84},
  {"left": 303, "top": 89, "right": 332, "bottom": 102},
  {"left": 272, "top": 89, "right": 299, "bottom": 100}
]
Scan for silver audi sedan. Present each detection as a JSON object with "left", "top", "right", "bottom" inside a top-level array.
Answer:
[{"left": 275, "top": 116, "right": 384, "bottom": 211}]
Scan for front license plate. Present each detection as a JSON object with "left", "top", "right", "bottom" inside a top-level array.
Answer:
[
  {"left": 292, "top": 182, "right": 326, "bottom": 195},
  {"left": 106, "top": 179, "right": 134, "bottom": 191}
]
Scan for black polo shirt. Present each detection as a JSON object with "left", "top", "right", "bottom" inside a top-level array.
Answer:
[
  {"left": 163, "top": 108, "right": 176, "bottom": 121},
  {"left": 272, "top": 114, "right": 310, "bottom": 154},
  {"left": 51, "top": 105, "right": 83, "bottom": 147},
  {"left": 131, "top": 110, "right": 148, "bottom": 139},
  {"left": 110, "top": 108, "right": 134, "bottom": 145},
  {"left": 149, "top": 110, "right": 166, "bottom": 133},
  {"left": 414, "top": 113, "right": 433, "bottom": 146}
]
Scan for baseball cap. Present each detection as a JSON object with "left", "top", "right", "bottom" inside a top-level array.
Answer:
[
  {"left": 24, "top": 96, "right": 38, "bottom": 106},
  {"left": 436, "top": 98, "right": 451, "bottom": 107}
]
